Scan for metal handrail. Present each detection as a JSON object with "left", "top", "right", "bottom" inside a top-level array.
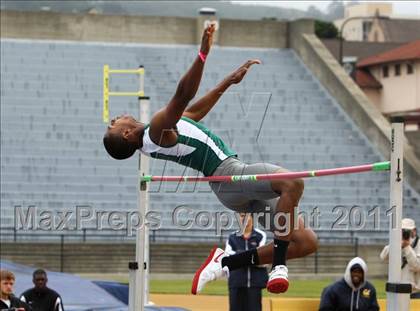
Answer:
[{"left": 0, "top": 226, "right": 388, "bottom": 244}]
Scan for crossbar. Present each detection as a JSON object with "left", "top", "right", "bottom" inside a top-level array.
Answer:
[{"left": 141, "top": 161, "right": 390, "bottom": 183}]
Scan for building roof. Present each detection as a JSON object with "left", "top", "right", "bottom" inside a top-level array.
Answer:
[
  {"left": 322, "top": 39, "right": 404, "bottom": 61},
  {"left": 377, "top": 18, "right": 420, "bottom": 43},
  {"left": 354, "top": 69, "right": 382, "bottom": 89},
  {"left": 357, "top": 40, "right": 420, "bottom": 67}
]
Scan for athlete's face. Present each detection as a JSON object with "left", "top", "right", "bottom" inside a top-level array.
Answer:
[
  {"left": 33, "top": 273, "right": 47, "bottom": 290},
  {"left": 108, "top": 114, "right": 140, "bottom": 131},
  {"left": 107, "top": 114, "right": 144, "bottom": 142}
]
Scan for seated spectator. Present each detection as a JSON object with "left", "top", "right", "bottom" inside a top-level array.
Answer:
[
  {"left": 0, "top": 269, "right": 31, "bottom": 311},
  {"left": 319, "top": 257, "right": 379, "bottom": 311},
  {"left": 380, "top": 218, "right": 420, "bottom": 298},
  {"left": 20, "top": 269, "right": 63, "bottom": 311}
]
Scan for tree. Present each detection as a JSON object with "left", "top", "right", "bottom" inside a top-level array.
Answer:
[{"left": 315, "top": 20, "right": 339, "bottom": 38}]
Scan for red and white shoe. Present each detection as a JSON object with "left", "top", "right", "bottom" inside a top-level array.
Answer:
[
  {"left": 191, "top": 246, "right": 227, "bottom": 295},
  {"left": 267, "top": 265, "right": 289, "bottom": 293}
]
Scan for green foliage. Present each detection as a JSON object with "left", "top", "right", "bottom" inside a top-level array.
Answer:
[{"left": 315, "top": 20, "right": 339, "bottom": 39}]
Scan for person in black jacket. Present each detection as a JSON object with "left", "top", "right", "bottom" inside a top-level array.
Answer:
[
  {"left": 0, "top": 269, "right": 31, "bottom": 311},
  {"left": 20, "top": 269, "right": 63, "bottom": 311},
  {"left": 225, "top": 213, "right": 268, "bottom": 311},
  {"left": 319, "top": 257, "right": 379, "bottom": 311}
]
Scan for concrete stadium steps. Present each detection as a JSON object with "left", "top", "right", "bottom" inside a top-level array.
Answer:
[
  {"left": 1, "top": 156, "right": 383, "bottom": 172},
  {"left": 0, "top": 180, "right": 392, "bottom": 198},
  {"left": 0, "top": 190, "right": 390, "bottom": 205},
  {"left": 1, "top": 38, "right": 419, "bottom": 242},
  {"left": 0, "top": 242, "right": 386, "bottom": 276}
]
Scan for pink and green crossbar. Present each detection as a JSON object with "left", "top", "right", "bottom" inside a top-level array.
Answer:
[{"left": 140, "top": 161, "right": 390, "bottom": 183}]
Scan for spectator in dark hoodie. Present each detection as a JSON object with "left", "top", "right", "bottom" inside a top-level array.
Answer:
[{"left": 319, "top": 257, "right": 379, "bottom": 311}]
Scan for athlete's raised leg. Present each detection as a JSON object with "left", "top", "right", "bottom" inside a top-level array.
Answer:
[
  {"left": 255, "top": 217, "right": 318, "bottom": 264},
  {"left": 191, "top": 216, "right": 317, "bottom": 295},
  {"left": 264, "top": 167, "right": 304, "bottom": 293}
]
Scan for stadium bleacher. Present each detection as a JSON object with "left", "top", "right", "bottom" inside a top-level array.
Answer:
[{"left": 1, "top": 38, "right": 419, "bottom": 242}]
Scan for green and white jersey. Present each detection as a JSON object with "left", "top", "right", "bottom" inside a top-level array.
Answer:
[{"left": 140, "top": 116, "right": 237, "bottom": 176}]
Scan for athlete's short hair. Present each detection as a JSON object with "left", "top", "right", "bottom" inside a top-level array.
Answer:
[
  {"left": 0, "top": 269, "right": 15, "bottom": 281},
  {"left": 103, "top": 131, "right": 137, "bottom": 160},
  {"left": 33, "top": 269, "right": 47, "bottom": 278}
]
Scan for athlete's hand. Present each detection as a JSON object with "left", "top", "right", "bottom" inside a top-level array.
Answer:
[
  {"left": 227, "top": 59, "right": 261, "bottom": 84},
  {"left": 200, "top": 23, "right": 216, "bottom": 55}
]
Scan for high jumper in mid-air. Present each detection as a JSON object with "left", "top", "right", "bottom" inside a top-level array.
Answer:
[{"left": 103, "top": 23, "right": 318, "bottom": 295}]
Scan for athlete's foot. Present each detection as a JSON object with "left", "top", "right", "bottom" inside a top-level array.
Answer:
[
  {"left": 191, "top": 246, "right": 227, "bottom": 295},
  {"left": 267, "top": 265, "right": 289, "bottom": 293}
]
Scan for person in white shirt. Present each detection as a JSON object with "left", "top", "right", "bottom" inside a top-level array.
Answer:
[{"left": 380, "top": 218, "right": 420, "bottom": 298}]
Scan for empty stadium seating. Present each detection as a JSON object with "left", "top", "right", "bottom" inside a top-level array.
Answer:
[{"left": 1, "top": 39, "right": 419, "bottom": 242}]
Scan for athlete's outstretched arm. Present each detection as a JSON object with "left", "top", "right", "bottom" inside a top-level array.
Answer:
[
  {"left": 183, "top": 59, "right": 261, "bottom": 122},
  {"left": 149, "top": 24, "right": 215, "bottom": 146}
]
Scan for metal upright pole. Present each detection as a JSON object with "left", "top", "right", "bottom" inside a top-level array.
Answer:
[
  {"left": 129, "top": 66, "right": 150, "bottom": 311},
  {"left": 104, "top": 64, "right": 149, "bottom": 311},
  {"left": 139, "top": 93, "right": 151, "bottom": 307},
  {"left": 128, "top": 262, "right": 136, "bottom": 310},
  {"left": 386, "top": 120, "right": 411, "bottom": 311}
]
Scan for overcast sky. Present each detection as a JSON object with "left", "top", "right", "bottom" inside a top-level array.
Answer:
[{"left": 232, "top": 1, "right": 420, "bottom": 17}]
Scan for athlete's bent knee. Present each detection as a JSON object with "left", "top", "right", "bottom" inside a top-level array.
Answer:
[
  {"left": 285, "top": 178, "right": 304, "bottom": 200},
  {"left": 272, "top": 178, "right": 304, "bottom": 198},
  {"left": 292, "top": 178, "right": 304, "bottom": 196},
  {"left": 305, "top": 231, "right": 318, "bottom": 256}
]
